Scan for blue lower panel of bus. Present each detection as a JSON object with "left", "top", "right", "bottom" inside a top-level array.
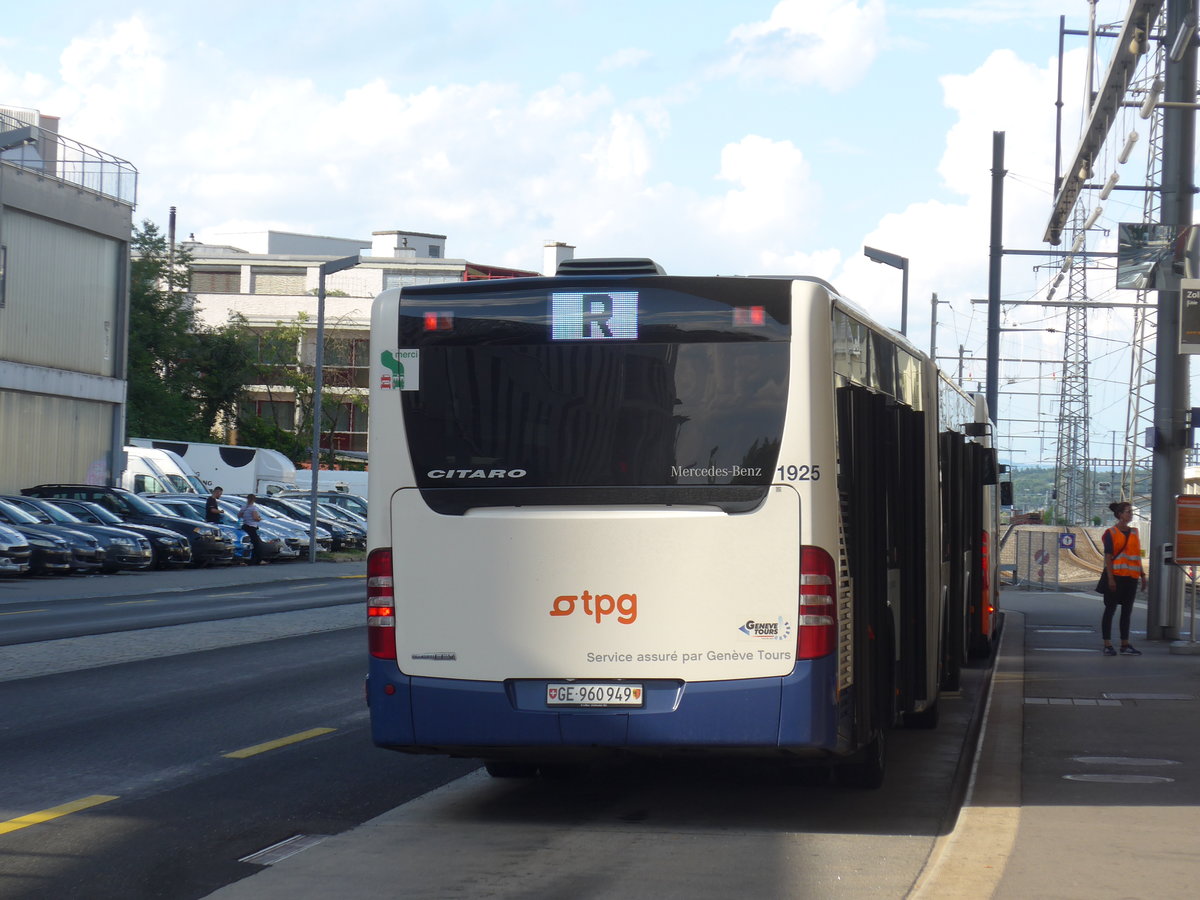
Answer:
[{"left": 368, "top": 656, "right": 840, "bottom": 755}]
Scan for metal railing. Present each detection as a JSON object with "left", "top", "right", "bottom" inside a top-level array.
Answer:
[{"left": 0, "top": 110, "right": 137, "bottom": 207}]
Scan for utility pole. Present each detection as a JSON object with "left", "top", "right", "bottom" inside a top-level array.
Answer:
[
  {"left": 1147, "top": 0, "right": 1195, "bottom": 640},
  {"left": 986, "top": 132, "right": 1004, "bottom": 424}
]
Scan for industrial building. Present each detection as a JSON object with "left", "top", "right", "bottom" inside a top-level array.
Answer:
[{"left": 0, "top": 107, "right": 137, "bottom": 493}]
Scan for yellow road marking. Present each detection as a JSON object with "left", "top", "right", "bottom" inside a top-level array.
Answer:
[
  {"left": 0, "top": 795, "right": 119, "bottom": 836},
  {"left": 0, "top": 609, "right": 46, "bottom": 617},
  {"left": 224, "top": 727, "right": 336, "bottom": 759}
]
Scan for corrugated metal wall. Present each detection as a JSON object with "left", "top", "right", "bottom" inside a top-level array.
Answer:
[
  {"left": 0, "top": 208, "right": 120, "bottom": 376},
  {"left": 0, "top": 389, "right": 113, "bottom": 493}
]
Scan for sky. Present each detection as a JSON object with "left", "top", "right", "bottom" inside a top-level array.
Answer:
[{"left": 0, "top": 0, "right": 1189, "bottom": 470}]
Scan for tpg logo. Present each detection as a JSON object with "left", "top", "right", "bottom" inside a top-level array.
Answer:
[{"left": 550, "top": 591, "right": 638, "bottom": 624}]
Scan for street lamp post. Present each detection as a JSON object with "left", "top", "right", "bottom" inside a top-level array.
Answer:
[
  {"left": 308, "top": 254, "right": 361, "bottom": 562},
  {"left": 863, "top": 245, "right": 909, "bottom": 337}
]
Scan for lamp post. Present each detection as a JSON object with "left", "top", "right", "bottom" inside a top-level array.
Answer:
[
  {"left": 863, "top": 245, "right": 909, "bottom": 337},
  {"left": 308, "top": 254, "right": 361, "bottom": 562}
]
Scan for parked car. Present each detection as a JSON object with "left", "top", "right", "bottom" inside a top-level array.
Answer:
[
  {"left": 249, "top": 494, "right": 364, "bottom": 551},
  {"left": 149, "top": 493, "right": 304, "bottom": 560},
  {"left": 0, "top": 498, "right": 105, "bottom": 573},
  {"left": 21, "top": 485, "right": 234, "bottom": 566},
  {"left": 149, "top": 497, "right": 255, "bottom": 564},
  {"left": 217, "top": 497, "right": 326, "bottom": 555},
  {"left": 42, "top": 499, "right": 192, "bottom": 569},
  {"left": 1, "top": 495, "right": 153, "bottom": 573},
  {"left": 0, "top": 501, "right": 73, "bottom": 575},
  {"left": 0, "top": 524, "right": 32, "bottom": 576},
  {"left": 279, "top": 490, "right": 367, "bottom": 518}
]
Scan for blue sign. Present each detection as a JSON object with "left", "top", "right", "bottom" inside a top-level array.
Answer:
[{"left": 1059, "top": 533, "right": 1076, "bottom": 550}]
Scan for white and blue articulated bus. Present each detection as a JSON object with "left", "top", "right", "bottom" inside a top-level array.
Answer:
[{"left": 365, "top": 258, "right": 997, "bottom": 787}]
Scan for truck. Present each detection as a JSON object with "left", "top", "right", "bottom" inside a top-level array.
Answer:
[
  {"left": 129, "top": 439, "right": 297, "bottom": 495},
  {"left": 122, "top": 445, "right": 206, "bottom": 495},
  {"left": 293, "top": 469, "right": 368, "bottom": 495}
]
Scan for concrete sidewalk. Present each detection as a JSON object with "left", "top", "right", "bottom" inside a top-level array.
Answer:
[{"left": 919, "top": 587, "right": 1200, "bottom": 899}]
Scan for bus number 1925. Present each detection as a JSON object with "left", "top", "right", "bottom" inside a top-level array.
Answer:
[{"left": 777, "top": 464, "right": 820, "bottom": 481}]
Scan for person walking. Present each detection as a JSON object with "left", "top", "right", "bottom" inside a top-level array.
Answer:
[
  {"left": 1100, "top": 500, "right": 1146, "bottom": 656},
  {"left": 239, "top": 493, "right": 267, "bottom": 565},
  {"left": 205, "top": 486, "right": 224, "bottom": 523}
]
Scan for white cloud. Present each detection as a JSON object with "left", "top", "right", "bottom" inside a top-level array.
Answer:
[
  {"left": 910, "top": 3, "right": 1060, "bottom": 25},
  {"left": 834, "top": 47, "right": 1084, "bottom": 353},
  {"left": 705, "top": 135, "right": 816, "bottom": 241},
  {"left": 599, "top": 48, "right": 653, "bottom": 72},
  {"left": 720, "top": 0, "right": 887, "bottom": 92}
]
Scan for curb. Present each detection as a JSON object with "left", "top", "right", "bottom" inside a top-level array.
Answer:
[{"left": 909, "top": 610, "right": 1024, "bottom": 898}]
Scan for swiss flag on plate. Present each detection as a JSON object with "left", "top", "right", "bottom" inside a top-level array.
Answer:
[{"left": 548, "top": 688, "right": 559, "bottom": 700}]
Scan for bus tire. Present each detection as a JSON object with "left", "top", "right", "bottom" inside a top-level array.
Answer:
[
  {"left": 835, "top": 730, "right": 886, "bottom": 789},
  {"left": 484, "top": 760, "right": 538, "bottom": 778}
]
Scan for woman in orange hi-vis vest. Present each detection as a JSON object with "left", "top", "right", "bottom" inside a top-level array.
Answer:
[{"left": 1101, "top": 501, "right": 1147, "bottom": 656}]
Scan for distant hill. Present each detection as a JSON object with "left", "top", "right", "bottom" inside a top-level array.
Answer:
[{"left": 1006, "top": 466, "right": 1055, "bottom": 514}]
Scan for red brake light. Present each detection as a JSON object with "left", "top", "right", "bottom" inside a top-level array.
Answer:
[
  {"left": 798, "top": 545, "right": 837, "bottom": 659},
  {"left": 423, "top": 312, "right": 453, "bottom": 331},
  {"left": 367, "top": 547, "right": 397, "bottom": 660},
  {"left": 733, "top": 305, "right": 767, "bottom": 326}
]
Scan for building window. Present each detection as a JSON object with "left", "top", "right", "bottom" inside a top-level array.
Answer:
[
  {"left": 428, "top": 244, "right": 441, "bottom": 258},
  {"left": 255, "top": 400, "right": 295, "bottom": 429},
  {"left": 324, "top": 336, "right": 368, "bottom": 367},
  {"left": 191, "top": 267, "right": 240, "bottom": 293},
  {"left": 250, "top": 266, "right": 306, "bottom": 295},
  {"left": 332, "top": 401, "right": 368, "bottom": 432}
]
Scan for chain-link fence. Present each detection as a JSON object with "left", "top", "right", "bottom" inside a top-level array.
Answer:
[{"left": 1012, "top": 529, "right": 1063, "bottom": 591}]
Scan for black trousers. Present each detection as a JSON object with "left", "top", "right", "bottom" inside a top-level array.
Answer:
[
  {"left": 1101, "top": 576, "right": 1139, "bottom": 641},
  {"left": 244, "top": 525, "right": 265, "bottom": 563}
]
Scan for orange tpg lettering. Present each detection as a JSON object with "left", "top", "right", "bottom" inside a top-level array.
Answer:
[{"left": 550, "top": 591, "right": 637, "bottom": 624}]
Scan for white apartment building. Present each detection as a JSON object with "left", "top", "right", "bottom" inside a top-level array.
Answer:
[{"left": 187, "top": 229, "right": 539, "bottom": 452}]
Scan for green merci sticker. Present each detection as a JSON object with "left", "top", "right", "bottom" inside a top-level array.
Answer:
[{"left": 380, "top": 349, "right": 419, "bottom": 390}]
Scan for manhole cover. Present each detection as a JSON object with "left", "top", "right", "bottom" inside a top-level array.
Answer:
[
  {"left": 1071, "top": 756, "right": 1180, "bottom": 767},
  {"left": 1063, "top": 774, "right": 1175, "bottom": 784}
]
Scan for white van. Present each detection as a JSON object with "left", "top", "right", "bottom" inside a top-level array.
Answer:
[
  {"left": 123, "top": 446, "right": 205, "bottom": 494},
  {"left": 130, "top": 439, "right": 297, "bottom": 495}
]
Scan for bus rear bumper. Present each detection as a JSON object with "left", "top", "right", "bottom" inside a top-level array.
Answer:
[{"left": 367, "top": 657, "right": 840, "bottom": 758}]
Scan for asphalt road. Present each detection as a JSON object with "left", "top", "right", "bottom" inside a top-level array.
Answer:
[{"left": 1, "top": 567, "right": 994, "bottom": 899}]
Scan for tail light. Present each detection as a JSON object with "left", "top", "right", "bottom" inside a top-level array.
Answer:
[
  {"left": 798, "top": 545, "right": 837, "bottom": 659},
  {"left": 367, "top": 547, "right": 397, "bottom": 660}
]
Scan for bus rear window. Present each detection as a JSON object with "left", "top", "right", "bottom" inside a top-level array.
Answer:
[{"left": 397, "top": 278, "right": 791, "bottom": 504}]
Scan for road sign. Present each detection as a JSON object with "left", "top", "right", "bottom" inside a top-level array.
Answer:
[
  {"left": 1059, "top": 533, "right": 1076, "bottom": 550},
  {"left": 1175, "top": 495, "right": 1200, "bottom": 564}
]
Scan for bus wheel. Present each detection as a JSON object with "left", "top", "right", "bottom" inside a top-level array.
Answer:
[
  {"left": 835, "top": 730, "right": 886, "bottom": 789},
  {"left": 905, "top": 699, "right": 939, "bottom": 730},
  {"left": 484, "top": 760, "right": 538, "bottom": 778}
]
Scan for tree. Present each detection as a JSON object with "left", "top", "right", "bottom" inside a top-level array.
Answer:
[
  {"left": 126, "top": 220, "right": 257, "bottom": 440},
  {"left": 232, "top": 313, "right": 369, "bottom": 468}
]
